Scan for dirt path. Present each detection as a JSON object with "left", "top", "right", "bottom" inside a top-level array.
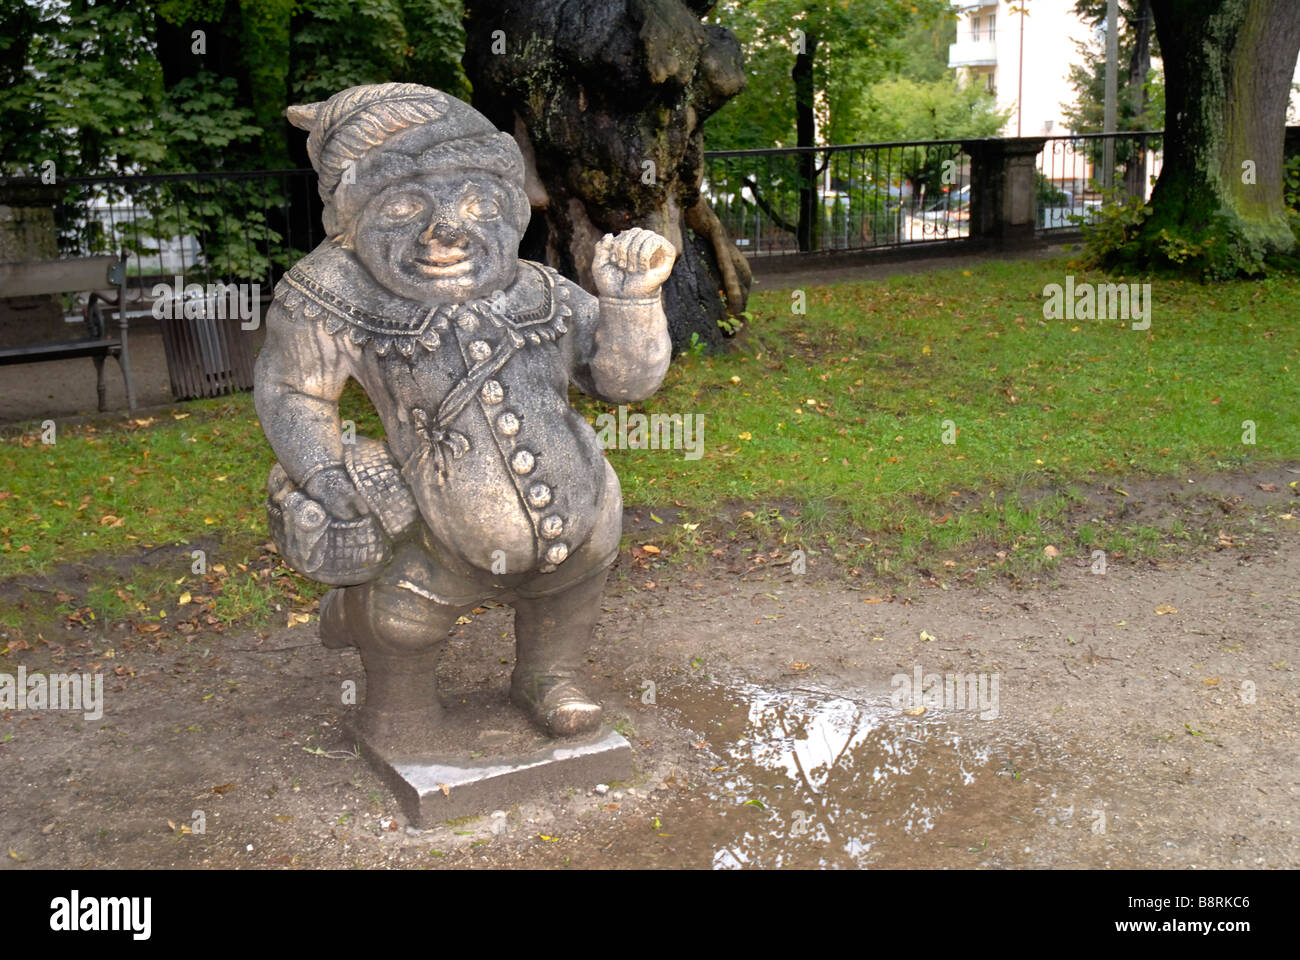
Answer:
[{"left": 1, "top": 486, "right": 1294, "bottom": 870}]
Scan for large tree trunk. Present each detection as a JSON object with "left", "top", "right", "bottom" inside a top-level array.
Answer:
[
  {"left": 1135, "top": 0, "right": 1300, "bottom": 272},
  {"left": 462, "top": 0, "right": 751, "bottom": 354}
]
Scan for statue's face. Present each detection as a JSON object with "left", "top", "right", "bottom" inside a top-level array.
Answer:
[{"left": 353, "top": 173, "right": 523, "bottom": 303}]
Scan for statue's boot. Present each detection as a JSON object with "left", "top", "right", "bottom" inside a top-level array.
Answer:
[
  {"left": 510, "top": 564, "right": 610, "bottom": 738},
  {"left": 318, "top": 588, "right": 354, "bottom": 648},
  {"left": 322, "top": 576, "right": 467, "bottom": 758}
]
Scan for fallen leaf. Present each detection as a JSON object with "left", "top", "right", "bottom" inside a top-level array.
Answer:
[
  {"left": 904, "top": 706, "right": 927, "bottom": 717},
  {"left": 1043, "top": 545, "right": 1060, "bottom": 558},
  {"left": 919, "top": 630, "right": 936, "bottom": 642},
  {"left": 641, "top": 544, "right": 661, "bottom": 554},
  {"left": 1155, "top": 605, "right": 1178, "bottom": 615},
  {"left": 1257, "top": 483, "right": 1278, "bottom": 492},
  {"left": 439, "top": 783, "right": 450, "bottom": 797},
  {"left": 790, "top": 661, "right": 811, "bottom": 671},
  {"left": 1202, "top": 677, "right": 1220, "bottom": 686}
]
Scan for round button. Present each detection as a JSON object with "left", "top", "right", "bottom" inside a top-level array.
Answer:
[
  {"left": 481, "top": 379, "right": 503, "bottom": 404},
  {"left": 468, "top": 340, "right": 492, "bottom": 362},
  {"left": 527, "top": 483, "right": 551, "bottom": 508},
  {"left": 511, "top": 449, "right": 535, "bottom": 474},
  {"left": 496, "top": 411, "right": 520, "bottom": 436},
  {"left": 540, "top": 515, "right": 563, "bottom": 539},
  {"left": 546, "top": 542, "right": 568, "bottom": 564}
]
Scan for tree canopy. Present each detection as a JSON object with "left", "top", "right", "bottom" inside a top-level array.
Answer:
[
  {"left": 702, "top": 0, "right": 965, "bottom": 150},
  {"left": 0, "top": 0, "right": 467, "bottom": 178}
]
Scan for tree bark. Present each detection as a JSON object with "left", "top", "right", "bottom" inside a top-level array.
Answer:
[
  {"left": 462, "top": 0, "right": 751, "bottom": 354},
  {"left": 793, "top": 31, "right": 819, "bottom": 253},
  {"left": 1122, "top": 0, "right": 1152, "bottom": 199},
  {"left": 1136, "top": 0, "right": 1300, "bottom": 270}
]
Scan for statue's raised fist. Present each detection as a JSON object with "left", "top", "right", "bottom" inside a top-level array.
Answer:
[{"left": 592, "top": 227, "right": 676, "bottom": 300}]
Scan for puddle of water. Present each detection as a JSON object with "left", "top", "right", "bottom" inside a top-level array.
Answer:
[{"left": 646, "top": 682, "right": 1105, "bottom": 869}]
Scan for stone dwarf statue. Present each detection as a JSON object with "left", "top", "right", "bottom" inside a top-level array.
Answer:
[{"left": 254, "top": 83, "right": 674, "bottom": 757}]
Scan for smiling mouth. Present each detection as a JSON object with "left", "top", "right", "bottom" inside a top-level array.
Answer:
[{"left": 413, "top": 245, "right": 475, "bottom": 276}]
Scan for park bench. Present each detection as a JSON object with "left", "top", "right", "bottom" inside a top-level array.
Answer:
[{"left": 0, "top": 253, "right": 136, "bottom": 411}]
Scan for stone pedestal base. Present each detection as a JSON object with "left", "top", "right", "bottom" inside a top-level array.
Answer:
[{"left": 348, "top": 691, "right": 634, "bottom": 826}]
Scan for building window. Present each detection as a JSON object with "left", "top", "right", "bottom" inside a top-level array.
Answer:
[
  {"left": 985, "top": 72, "right": 995, "bottom": 94},
  {"left": 972, "top": 15, "right": 981, "bottom": 41},
  {"left": 987, "top": 13, "right": 995, "bottom": 41}
]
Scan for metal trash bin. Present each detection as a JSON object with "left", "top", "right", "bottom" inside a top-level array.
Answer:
[{"left": 158, "top": 295, "right": 256, "bottom": 400}]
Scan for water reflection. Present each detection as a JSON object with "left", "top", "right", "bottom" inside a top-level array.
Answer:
[{"left": 666, "top": 683, "right": 1026, "bottom": 869}]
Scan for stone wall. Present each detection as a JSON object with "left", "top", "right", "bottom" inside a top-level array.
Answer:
[{"left": 0, "top": 179, "right": 64, "bottom": 347}]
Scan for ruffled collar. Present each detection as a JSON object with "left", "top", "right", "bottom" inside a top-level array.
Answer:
[{"left": 273, "top": 244, "right": 572, "bottom": 358}]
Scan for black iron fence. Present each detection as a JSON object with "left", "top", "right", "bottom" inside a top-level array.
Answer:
[
  {"left": 1035, "top": 131, "right": 1164, "bottom": 233},
  {"left": 702, "top": 139, "right": 974, "bottom": 256},
  {"left": 703, "top": 131, "right": 1166, "bottom": 255},
  {"left": 35, "top": 131, "right": 1168, "bottom": 276}
]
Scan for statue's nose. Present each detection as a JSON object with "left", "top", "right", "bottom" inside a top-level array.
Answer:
[{"left": 421, "top": 218, "right": 462, "bottom": 246}]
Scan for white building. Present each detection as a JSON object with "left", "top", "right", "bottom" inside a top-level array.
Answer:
[
  {"left": 948, "top": 0, "right": 1164, "bottom": 209},
  {"left": 948, "top": 0, "right": 1094, "bottom": 138},
  {"left": 951, "top": 0, "right": 1300, "bottom": 132},
  {"left": 1291, "top": 57, "right": 1300, "bottom": 122}
]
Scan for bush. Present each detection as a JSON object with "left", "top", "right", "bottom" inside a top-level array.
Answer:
[{"left": 1075, "top": 189, "right": 1150, "bottom": 268}]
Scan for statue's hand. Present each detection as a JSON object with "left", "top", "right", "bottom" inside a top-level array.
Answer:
[
  {"left": 593, "top": 227, "right": 676, "bottom": 300},
  {"left": 304, "top": 466, "right": 370, "bottom": 520}
]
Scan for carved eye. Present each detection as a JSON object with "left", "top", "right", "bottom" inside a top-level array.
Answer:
[
  {"left": 463, "top": 196, "right": 501, "bottom": 221},
  {"left": 381, "top": 195, "right": 423, "bottom": 222}
]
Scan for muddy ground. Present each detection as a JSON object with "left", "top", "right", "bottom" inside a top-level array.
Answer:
[{"left": 0, "top": 466, "right": 1296, "bottom": 870}]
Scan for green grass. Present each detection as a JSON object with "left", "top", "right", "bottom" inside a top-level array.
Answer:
[
  {"left": 592, "top": 259, "right": 1297, "bottom": 506},
  {"left": 2, "top": 257, "right": 1297, "bottom": 586}
]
